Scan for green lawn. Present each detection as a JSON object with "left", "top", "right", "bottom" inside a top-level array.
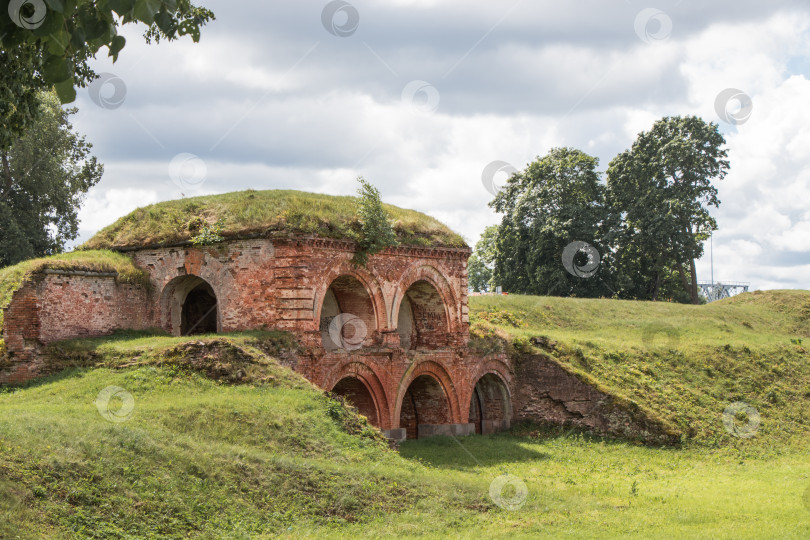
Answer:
[{"left": 2, "top": 291, "right": 810, "bottom": 538}]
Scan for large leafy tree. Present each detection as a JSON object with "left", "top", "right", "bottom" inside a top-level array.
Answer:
[
  {"left": 0, "top": 90, "right": 103, "bottom": 266},
  {"left": 490, "top": 147, "right": 610, "bottom": 297},
  {"left": 0, "top": 0, "right": 214, "bottom": 149},
  {"left": 468, "top": 225, "right": 498, "bottom": 292},
  {"left": 606, "top": 116, "right": 728, "bottom": 303}
]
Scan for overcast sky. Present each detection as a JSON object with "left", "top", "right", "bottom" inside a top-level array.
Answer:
[{"left": 70, "top": 0, "right": 810, "bottom": 290}]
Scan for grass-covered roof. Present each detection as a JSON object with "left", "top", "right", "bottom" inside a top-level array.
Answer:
[{"left": 83, "top": 189, "right": 467, "bottom": 250}]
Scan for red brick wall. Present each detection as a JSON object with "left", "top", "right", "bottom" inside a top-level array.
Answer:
[
  {"left": 2, "top": 236, "right": 519, "bottom": 440},
  {"left": 332, "top": 377, "right": 379, "bottom": 426},
  {"left": 1, "top": 271, "right": 154, "bottom": 384},
  {"left": 37, "top": 273, "right": 153, "bottom": 342}
]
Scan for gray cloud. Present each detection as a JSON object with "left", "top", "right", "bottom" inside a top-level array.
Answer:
[{"left": 70, "top": 1, "right": 810, "bottom": 290}]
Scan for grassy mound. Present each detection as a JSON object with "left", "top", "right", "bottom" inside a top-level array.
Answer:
[
  {"left": 0, "top": 331, "right": 473, "bottom": 538},
  {"left": 0, "top": 251, "right": 148, "bottom": 331},
  {"left": 469, "top": 290, "right": 810, "bottom": 447},
  {"left": 83, "top": 190, "right": 467, "bottom": 250},
  {"left": 3, "top": 307, "right": 810, "bottom": 537}
]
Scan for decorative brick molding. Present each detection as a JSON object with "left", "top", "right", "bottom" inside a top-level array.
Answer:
[{"left": 0, "top": 235, "right": 673, "bottom": 443}]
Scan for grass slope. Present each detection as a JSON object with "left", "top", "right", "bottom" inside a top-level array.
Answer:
[
  {"left": 3, "top": 295, "right": 810, "bottom": 537},
  {"left": 0, "top": 332, "right": 466, "bottom": 538},
  {"left": 0, "top": 251, "right": 148, "bottom": 332},
  {"left": 82, "top": 189, "right": 467, "bottom": 250},
  {"left": 469, "top": 290, "right": 810, "bottom": 446}
]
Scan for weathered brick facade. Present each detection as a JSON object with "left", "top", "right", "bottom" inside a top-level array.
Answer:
[{"left": 0, "top": 236, "right": 517, "bottom": 440}]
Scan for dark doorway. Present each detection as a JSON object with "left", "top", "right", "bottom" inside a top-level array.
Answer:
[
  {"left": 181, "top": 283, "right": 218, "bottom": 335},
  {"left": 468, "top": 374, "right": 511, "bottom": 435}
]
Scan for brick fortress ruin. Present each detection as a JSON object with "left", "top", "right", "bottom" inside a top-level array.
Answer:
[{"left": 1, "top": 193, "right": 676, "bottom": 443}]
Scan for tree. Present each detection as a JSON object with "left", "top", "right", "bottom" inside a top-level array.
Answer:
[
  {"left": 490, "top": 147, "right": 610, "bottom": 297},
  {"left": 468, "top": 225, "right": 498, "bottom": 292},
  {"left": 353, "top": 177, "right": 398, "bottom": 266},
  {"left": 0, "top": 90, "right": 103, "bottom": 266},
  {"left": 0, "top": 0, "right": 215, "bottom": 149},
  {"left": 606, "top": 116, "right": 728, "bottom": 303}
]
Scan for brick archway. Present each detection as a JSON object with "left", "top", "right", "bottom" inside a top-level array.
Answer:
[
  {"left": 468, "top": 372, "right": 512, "bottom": 435},
  {"left": 332, "top": 377, "right": 380, "bottom": 427},
  {"left": 398, "top": 374, "right": 453, "bottom": 439},
  {"left": 392, "top": 264, "right": 458, "bottom": 330},
  {"left": 313, "top": 262, "right": 386, "bottom": 334},
  {"left": 394, "top": 360, "right": 462, "bottom": 434},
  {"left": 160, "top": 275, "right": 220, "bottom": 336},
  {"left": 324, "top": 361, "right": 391, "bottom": 429}
]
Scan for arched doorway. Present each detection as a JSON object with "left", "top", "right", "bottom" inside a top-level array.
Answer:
[
  {"left": 469, "top": 373, "right": 512, "bottom": 435},
  {"left": 397, "top": 280, "right": 448, "bottom": 350},
  {"left": 182, "top": 282, "right": 218, "bottom": 335},
  {"left": 332, "top": 377, "right": 379, "bottom": 427},
  {"left": 161, "top": 276, "right": 219, "bottom": 336},
  {"left": 399, "top": 375, "right": 452, "bottom": 439},
  {"left": 320, "top": 275, "right": 376, "bottom": 351}
]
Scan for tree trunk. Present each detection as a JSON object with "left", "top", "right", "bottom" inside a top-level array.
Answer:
[
  {"left": 678, "top": 263, "right": 689, "bottom": 295},
  {"left": 651, "top": 271, "right": 661, "bottom": 301},
  {"left": 689, "top": 258, "right": 699, "bottom": 304}
]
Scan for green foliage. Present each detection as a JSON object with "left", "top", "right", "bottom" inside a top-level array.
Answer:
[
  {"left": 84, "top": 189, "right": 466, "bottom": 250},
  {"left": 0, "top": 0, "right": 215, "bottom": 148},
  {"left": 606, "top": 116, "right": 729, "bottom": 303},
  {"left": 190, "top": 218, "right": 225, "bottom": 246},
  {"left": 490, "top": 147, "right": 610, "bottom": 297},
  {"left": 470, "top": 307, "right": 527, "bottom": 328},
  {"left": 0, "top": 90, "right": 103, "bottom": 267},
  {"left": 352, "top": 177, "right": 398, "bottom": 266},
  {"left": 479, "top": 117, "right": 728, "bottom": 304},
  {"left": 468, "top": 225, "right": 498, "bottom": 292}
]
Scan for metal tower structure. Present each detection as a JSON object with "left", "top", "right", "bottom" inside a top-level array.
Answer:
[{"left": 697, "top": 281, "right": 750, "bottom": 302}]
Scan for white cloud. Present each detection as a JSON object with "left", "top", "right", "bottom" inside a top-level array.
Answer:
[{"left": 70, "top": 2, "right": 810, "bottom": 290}]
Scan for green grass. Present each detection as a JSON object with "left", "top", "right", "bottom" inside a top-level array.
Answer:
[
  {"left": 0, "top": 251, "right": 148, "bottom": 331},
  {"left": 3, "top": 292, "right": 810, "bottom": 537},
  {"left": 82, "top": 189, "right": 467, "bottom": 250},
  {"left": 0, "top": 334, "right": 441, "bottom": 538},
  {"left": 469, "top": 290, "right": 810, "bottom": 447}
]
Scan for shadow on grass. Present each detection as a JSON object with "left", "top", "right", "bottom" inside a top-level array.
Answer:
[
  {"left": 399, "top": 422, "right": 678, "bottom": 470},
  {"left": 0, "top": 366, "right": 97, "bottom": 394},
  {"left": 399, "top": 432, "right": 549, "bottom": 469}
]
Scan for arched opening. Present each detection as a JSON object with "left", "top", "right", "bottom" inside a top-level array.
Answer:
[
  {"left": 332, "top": 377, "right": 379, "bottom": 427},
  {"left": 397, "top": 280, "right": 448, "bottom": 350},
  {"left": 320, "top": 275, "right": 376, "bottom": 351},
  {"left": 182, "top": 282, "right": 218, "bottom": 335},
  {"left": 161, "top": 275, "right": 219, "bottom": 336},
  {"left": 468, "top": 373, "right": 511, "bottom": 435},
  {"left": 399, "top": 375, "right": 452, "bottom": 439}
]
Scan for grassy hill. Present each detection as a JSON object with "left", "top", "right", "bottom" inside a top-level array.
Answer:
[
  {"left": 469, "top": 290, "right": 810, "bottom": 447},
  {"left": 2, "top": 292, "right": 810, "bottom": 537},
  {"left": 0, "top": 332, "right": 486, "bottom": 538},
  {"left": 82, "top": 190, "right": 467, "bottom": 250}
]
